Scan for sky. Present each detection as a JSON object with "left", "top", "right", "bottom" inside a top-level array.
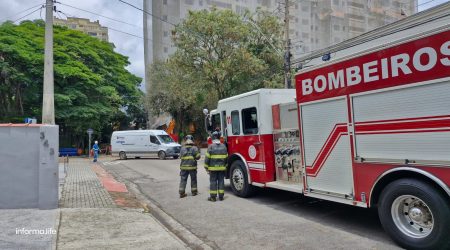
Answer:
[{"left": 0, "top": 0, "right": 449, "bottom": 90}]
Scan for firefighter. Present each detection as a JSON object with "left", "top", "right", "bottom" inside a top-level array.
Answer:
[
  {"left": 179, "top": 135, "right": 201, "bottom": 198},
  {"left": 204, "top": 131, "right": 228, "bottom": 202}
]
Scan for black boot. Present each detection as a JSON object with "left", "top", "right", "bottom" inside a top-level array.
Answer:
[
  {"left": 192, "top": 191, "right": 198, "bottom": 196},
  {"left": 219, "top": 196, "right": 224, "bottom": 201},
  {"left": 179, "top": 193, "right": 187, "bottom": 198},
  {"left": 208, "top": 197, "right": 216, "bottom": 202}
]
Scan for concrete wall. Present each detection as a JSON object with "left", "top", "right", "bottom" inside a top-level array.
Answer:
[{"left": 0, "top": 125, "right": 59, "bottom": 209}]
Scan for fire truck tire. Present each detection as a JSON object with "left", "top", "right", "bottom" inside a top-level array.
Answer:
[
  {"left": 378, "top": 178, "right": 450, "bottom": 250},
  {"left": 230, "top": 160, "right": 255, "bottom": 198},
  {"left": 119, "top": 151, "right": 127, "bottom": 160}
]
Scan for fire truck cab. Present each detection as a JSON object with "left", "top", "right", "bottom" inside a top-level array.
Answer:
[{"left": 207, "top": 89, "right": 299, "bottom": 195}]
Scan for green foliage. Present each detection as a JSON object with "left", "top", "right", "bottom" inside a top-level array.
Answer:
[
  {"left": 0, "top": 20, "right": 144, "bottom": 147},
  {"left": 148, "top": 8, "right": 284, "bottom": 137}
]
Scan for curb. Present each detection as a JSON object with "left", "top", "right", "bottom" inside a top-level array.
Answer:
[
  {"left": 53, "top": 209, "right": 61, "bottom": 250},
  {"left": 102, "top": 163, "right": 215, "bottom": 250}
]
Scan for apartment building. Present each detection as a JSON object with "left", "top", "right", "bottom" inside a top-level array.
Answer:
[
  {"left": 54, "top": 17, "right": 109, "bottom": 42},
  {"left": 144, "top": 0, "right": 416, "bottom": 64}
]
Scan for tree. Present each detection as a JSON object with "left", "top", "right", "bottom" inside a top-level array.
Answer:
[
  {"left": 0, "top": 20, "right": 144, "bottom": 148},
  {"left": 148, "top": 8, "right": 284, "bottom": 138}
]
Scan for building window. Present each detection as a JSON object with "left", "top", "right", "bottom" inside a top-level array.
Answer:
[
  {"left": 185, "top": 0, "right": 194, "bottom": 5},
  {"left": 88, "top": 32, "right": 97, "bottom": 36},
  {"left": 333, "top": 0, "right": 339, "bottom": 5},
  {"left": 164, "top": 47, "right": 168, "bottom": 53},
  {"left": 199, "top": 0, "right": 203, "bottom": 6},
  {"left": 164, "top": 31, "right": 168, "bottom": 37},
  {"left": 163, "top": 0, "right": 167, "bottom": 5},
  {"left": 162, "top": 15, "right": 167, "bottom": 21},
  {"left": 333, "top": 24, "right": 340, "bottom": 31},
  {"left": 343, "top": 26, "right": 346, "bottom": 31},
  {"left": 231, "top": 111, "right": 240, "bottom": 135},
  {"left": 242, "top": 107, "right": 258, "bottom": 135}
]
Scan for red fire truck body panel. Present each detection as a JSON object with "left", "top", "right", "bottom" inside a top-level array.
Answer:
[
  {"left": 227, "top": 134, "right": 276, "bottom": 183},
  {"left": 295, "top": 30, "right": 450, "bottom": 103}
]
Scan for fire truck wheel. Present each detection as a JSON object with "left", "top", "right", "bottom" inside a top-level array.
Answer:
[
  {"left": 119, "top": 151, "right": 127, "bottom": 160},
  {"left": 158, "top": 151, "right": 166, "bottom": 160},
  {"left": 378, "top": 178, "right": 450, "bottom": 250},
  {"left": 230, "top": 160, "right": 254, "bottom": 198}
]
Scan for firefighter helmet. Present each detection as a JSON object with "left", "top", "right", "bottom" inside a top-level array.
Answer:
[
  {"left": 211, "top": 131, "right": 221, "bottom": 140},
  {"left": 185, "top": 135, "right": 194, "bottom": 145}
]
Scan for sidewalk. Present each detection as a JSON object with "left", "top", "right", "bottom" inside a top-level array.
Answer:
[{"left": 0, "top": 157, "right": 189, "bottom": 250}]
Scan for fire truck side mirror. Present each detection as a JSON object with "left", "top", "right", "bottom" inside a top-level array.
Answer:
[{"left": 203, "top": 109, "right": 212, "bottom": 134}]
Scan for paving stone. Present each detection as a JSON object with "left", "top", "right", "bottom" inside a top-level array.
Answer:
[{"left": 59, "top": 158, "right": 115, "bottom": 208}]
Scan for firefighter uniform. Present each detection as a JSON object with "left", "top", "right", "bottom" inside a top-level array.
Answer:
[
  {"left": 179, "top": 138, "right": 201, "bottom": 198},
  {"left": 204, "top": 135, "right": 228, "bottom": 201}
]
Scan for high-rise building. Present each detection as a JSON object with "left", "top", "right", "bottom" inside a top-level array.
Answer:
[
  {"left": 143, "top": 0, "right": 417, "bottom": 127},
  {"left": 144, "top": 0, "right": 416, "bottom": 68},
  {"left": 54, "top": 17, "right": 109, "bottom": 42},
  {"left": 290, "top": 0, "right": 417, "bottom": 57}
]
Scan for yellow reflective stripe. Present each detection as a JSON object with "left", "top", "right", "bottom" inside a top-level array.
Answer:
[
  {"left": 204, "top": 164, "right": 209, "bottom": 167},
  {"left": 205, "top": 152, "right": 210, "bottom": 158},
  {"left": 180, "top": 166, "right": 197, "bottom": 170},
  {"left": 209, "top": 190, "right": 217, "bottom": 194},
  {"left": 181, "top": 156, "right": 194, "bottom": 160},
  {"left": 218, "top": 190, "right": 224, "bottom": 194},
  {"left": 195, "top": 153, "right": 201, "bottom": 158},
  {"left": 208, "top": 166, "right": 226, "bottom": 171},
  {"left": 209, "top": 154, "right": 227, "bottom": 159}
]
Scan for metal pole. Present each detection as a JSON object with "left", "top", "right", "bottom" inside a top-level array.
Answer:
[
  {"left": 143, "top": 0, "right": 154, "bottom": 129},
  {"left": 284, "top": 0, "right": 292, "bottom": 89},
  {"left": 42, "top": 0, "right": 55, "bottom": 124},
  {"left": 88, "top": 134, "right": 91, "bottom": 159}
]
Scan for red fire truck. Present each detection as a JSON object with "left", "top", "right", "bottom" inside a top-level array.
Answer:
[{"left": 204, "top": 4, "right": 450, "bottom": 250}]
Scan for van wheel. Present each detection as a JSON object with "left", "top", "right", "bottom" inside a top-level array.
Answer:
[
  {"left": 158, "top": 151, "right": 166, "bottom": 160},
  {"left": 378, "top": 178, "right": 450, "bottom": 250},
  {"left": 173, "top": 155, "right": 179, "bottom": 159},
  {"left": 230, "top": 160, "right": 255, "bottom": 198},
  {"left": 119, "top": 152, "right": 127, "bottom": 160}
]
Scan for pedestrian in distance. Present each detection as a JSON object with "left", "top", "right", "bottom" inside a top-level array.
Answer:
[
  {"left": 179, "top": 135, "right": 201, "bottom": 198},
  {"left": 204, "top": 131, "right": 228, "bottom": 202},
  {"left": 93, "top": 141, "right": 100, "bottom": 162}
]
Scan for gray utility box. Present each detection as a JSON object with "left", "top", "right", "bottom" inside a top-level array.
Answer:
[{"left": 0, "top": 124, "right": 59, "bottom": 209}]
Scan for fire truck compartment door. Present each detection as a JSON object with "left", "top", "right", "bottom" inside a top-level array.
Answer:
[
  {"left": 301, "top": 97, "right": 354, "bottom": 197},
  {"left": 352, "top": 81, "right": 450, "bottom": 164}
]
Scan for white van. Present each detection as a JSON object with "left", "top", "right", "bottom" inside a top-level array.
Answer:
[{"left": 111, "top": 130, "right": 181, "bottom": 160}]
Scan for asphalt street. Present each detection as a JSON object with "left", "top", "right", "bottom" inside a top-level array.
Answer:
[{"left": 103, "top": 156, "right": 402, "bottom": 250}]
